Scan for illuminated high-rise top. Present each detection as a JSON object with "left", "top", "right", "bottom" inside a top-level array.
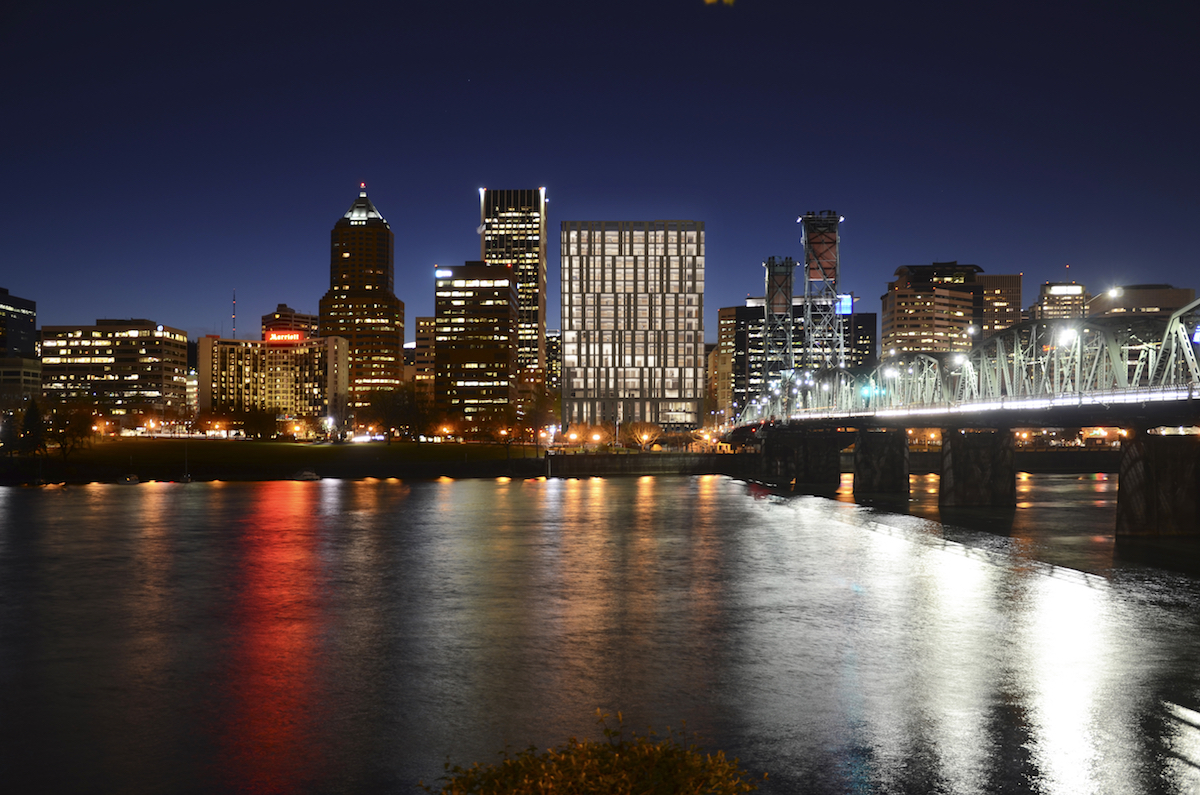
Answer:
[{"left": 341, "top": 187, "right": 388, "bottom": 226}]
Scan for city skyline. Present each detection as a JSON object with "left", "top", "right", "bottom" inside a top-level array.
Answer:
[{"left": 2, "top": 2, "right": 1196, "bottom": 343}]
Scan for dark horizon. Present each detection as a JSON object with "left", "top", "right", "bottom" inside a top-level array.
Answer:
[{"left": 2, "top": 1, "right": 1196, "bottom": 343}]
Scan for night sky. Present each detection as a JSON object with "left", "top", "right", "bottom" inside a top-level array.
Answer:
[{"left": 2, "top": 0, "right": 1196, "bottom": 344}]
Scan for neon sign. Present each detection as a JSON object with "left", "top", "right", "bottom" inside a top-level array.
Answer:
[{"left": 266, "top": 331, "right": 304, "bottom": 342}]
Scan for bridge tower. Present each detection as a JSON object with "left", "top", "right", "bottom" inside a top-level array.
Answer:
[
  {"left": 763, "top": 256, "right": 797, "bottom": 379},
  {"left": 799, "top": 211, "right": 845, "bottom": 375}
]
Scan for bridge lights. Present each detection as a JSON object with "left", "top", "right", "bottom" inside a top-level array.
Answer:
[{"left": 1057, "top": 328, "right": 1078, "bottom": 345}]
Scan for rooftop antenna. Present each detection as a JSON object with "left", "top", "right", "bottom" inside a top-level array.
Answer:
[{"left": 232, "top": 290, "right": 237, "bottom": 339}]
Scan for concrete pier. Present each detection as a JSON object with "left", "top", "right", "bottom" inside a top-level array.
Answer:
[
  {"left": 939, "top": 428, "right": 1016, "bottom": 507},
  {"left": 853, "top": 428, "right": 910, "bottom": 495},
  {"left": 1116, "top": 433, "right": 1200, "bottom": 536},
  {"left": 763, "top": 427, "right": 842, "bottom": 492}
]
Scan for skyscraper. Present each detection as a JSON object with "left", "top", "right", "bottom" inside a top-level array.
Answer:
[
  {"left": 433, "top": 262, "right": 517, "bottom": 428},
  {"left": 561, "top": 220, "right": 705, "bottom": 430},
  {"left": 319, "top": 185, "right": 404, "bottom": 408},
  {"left": 480, "top": 188, "right": 547, "bottom": 376}
]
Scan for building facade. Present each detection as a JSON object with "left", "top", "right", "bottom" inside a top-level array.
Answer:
[
  {"left": 197, "top": 335, "right": 348, "bottom": 426},
  {"left": 561, "top": 220, "right": 705, "bottom": 430},
  {"left": 433, "top": 261, "right": 517, "bottom": 428},
  {"left": 1087, "top": 283, "right": 1195, "bottom": 318},
  {"left": 881, "top": 262, "right": 984, "bottom": 355},
  {"left": 41, "top": 319, "right": 188, "bottom": 418},
  {"left": 318, "top": 186, "right": 404, "bottom": 408},
  {"left": 978, "top": 273, "right": 1023, "bottom": 336}
]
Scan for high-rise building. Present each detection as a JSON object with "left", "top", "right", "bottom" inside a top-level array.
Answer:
[
  {"left": 480, "top": 189, "right": 547, "bottom": 379},
  {"left": 881, "top": 262, "right": 984, "bottom": 356},
  {"left": 545, "top": 329, "right": 562, "bottom": 396},
  {"left": 0, "top": 287, "right": 39, "bottom": 403},
  {"left": 561, "top": 220, "right": 705, "bottom": 430},
  {"left": 198, "top": 334, "right": 348, "bottom": 427},
  {"left": 978, "top": 274, "right": 1023, "bottom": 336},
  {"left": 433, "top": 261, "right": 517, "bottom": 428},
  {"left": 1029, "top": 281, "right": 1088, "bottom": 320},
  {"left": 318, "top": 186, "right": 404, "bottom": 408},
  {"left": 413, "top": 316, "right": 436, "bottom": 399},
  {"left": 0, "top": 287, "right": 37, "bottom": 358},
  {"left": 262, "top": 304, "right": 318, "bottom": 340},
  {"left": 40, "top": 319, "right": 188, "bottom": 419}
]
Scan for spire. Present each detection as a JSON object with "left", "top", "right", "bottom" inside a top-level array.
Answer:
[{"left": 342, "top": 183, "right": 388, "bottom": 226}]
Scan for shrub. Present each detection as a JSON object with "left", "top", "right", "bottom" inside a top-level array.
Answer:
[{"left": 420, "top": 710, "right": 762, "bottom": 794}]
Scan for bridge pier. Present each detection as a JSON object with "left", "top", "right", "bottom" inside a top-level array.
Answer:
[
  {"left": 763, "top": 427, "right": 842, "bottom": 492},
  {"left": 1116, "top": 432, "right": 1200, "bottom": 536},
  {"left": 939, "top": 428, "right": 1016, "bottom": 507},
  {"left": 853, "top": 428, "right": 910, "bottom": 495}
]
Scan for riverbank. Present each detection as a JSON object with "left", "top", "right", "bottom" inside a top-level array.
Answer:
[
  {"left": 0, "top": 438, "right": 548, "bottom": 485},
  {"left": 0, "top": 438, "right": 1125, "bottom": 485}
]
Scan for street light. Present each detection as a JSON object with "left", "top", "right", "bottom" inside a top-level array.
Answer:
[{"left": 1085, "top": 287, "right": 1124, "bottom": 316}]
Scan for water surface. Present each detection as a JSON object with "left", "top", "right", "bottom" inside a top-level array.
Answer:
[{"left": 1, "top": 475, "right": 1198, "bottom": 794}]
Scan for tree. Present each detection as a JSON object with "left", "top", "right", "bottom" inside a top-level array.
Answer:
[
  {"left": 623, "top": 421, "right": 663, "bottom": 451},
  {"left": 19, "top": 399, "right": 46, "bottom": 456},
  {"left": 363, "top": 383, "right": 435, "bottom": 441},
  {"left": 0, "top": 411, "right": 15, "bottom": 457},
  {"left": 46, "top": 406, "right": 94, "bottom": 461},
  {"left": 420, "top": 711, "right": 761, "bottom": 794},
  {"left": 240, "top": 409, "right": 279, "bottom": 440}
]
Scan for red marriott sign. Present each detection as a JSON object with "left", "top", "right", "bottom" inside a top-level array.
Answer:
[{"left": 266, "top": 330, "right": 304, "bottom": 342}]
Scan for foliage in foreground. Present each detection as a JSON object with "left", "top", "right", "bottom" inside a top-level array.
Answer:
[{"left": 420, "top": 710, "right": 762, "bottom": 794}]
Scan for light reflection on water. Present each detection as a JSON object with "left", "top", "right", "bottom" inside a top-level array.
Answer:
[{"left": 1, "top": 474, "right": 1199, "bottom": 794}]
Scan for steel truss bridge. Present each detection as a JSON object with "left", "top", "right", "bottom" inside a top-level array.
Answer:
[{"left": 738, "top": 298, "right": 1200, "bottom": 429}]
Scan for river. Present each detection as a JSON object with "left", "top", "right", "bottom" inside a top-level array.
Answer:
[{"left": 1, "top": 474, "right": 1199, "bottom": 794}]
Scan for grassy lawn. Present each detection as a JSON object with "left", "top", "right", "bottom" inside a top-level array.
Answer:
[{"left": 1, "top": 437, "right": 544, "bottom": 484}]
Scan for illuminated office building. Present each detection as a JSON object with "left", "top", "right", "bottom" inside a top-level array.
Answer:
[
  {"left": 1030, "top": 282, "right": 1088, "bottom": 320},
  {"left": 881, "top": 262, "right": 984, "bottom": 355},
  {"left": 41, "top": 319, "right": 188, "bottom": 417},
  {"left": 197, "top": 334, "right": 348, "bottom": 425},
  {"left": 561, "top": 220, "right": 705, "bottom": 430},
  {"left": 319, "top": 186, "right": 404, "bottom": 407},
  {"left": 480, "top": 188, "right": 547, "bottom": 376},
  {"left": 434, "top": 261, "right": 517, "bottom": 427}
]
